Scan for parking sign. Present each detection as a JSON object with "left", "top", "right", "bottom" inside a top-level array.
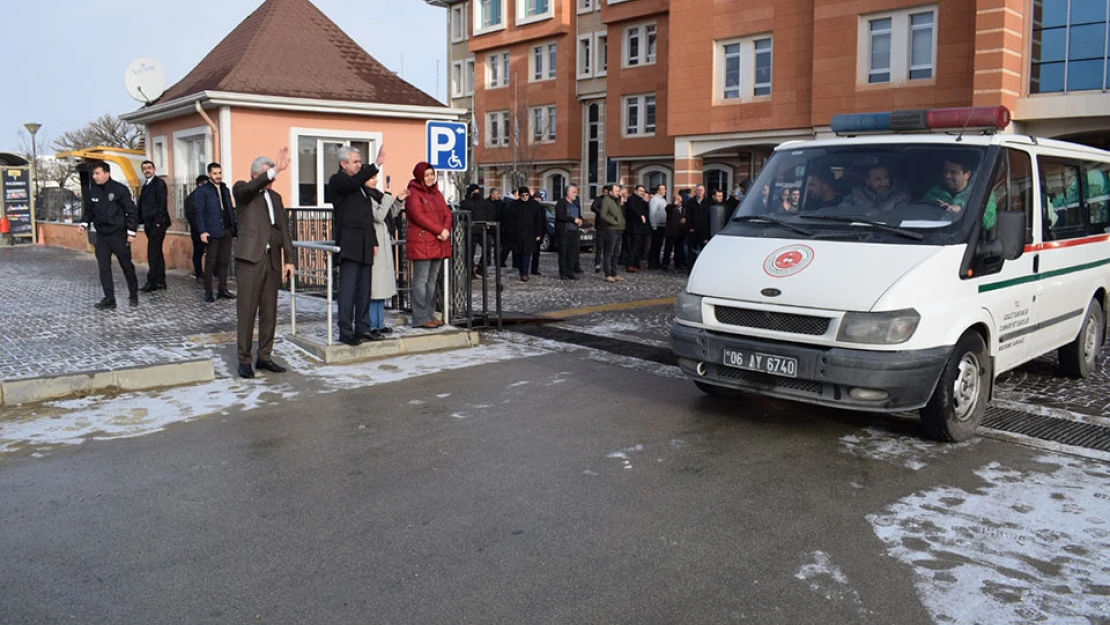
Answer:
[{"left": 426, "top": 121, "right": 468, "bottom": 172}]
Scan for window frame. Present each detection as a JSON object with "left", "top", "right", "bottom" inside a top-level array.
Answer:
[
  {"left": 857, "top": 5, "right": 938, "bottom": 87},
  {"left": 1038, "top": 156, "right": 1090, "bottom": 241},
  {"left": 596, "top": 33, "right": 608, "bottom": 77},
  {"left": 288, "top": 127, "right": 383, "bottom": 208},
  {"left": 715, "top": 33, "right": 774, "bottom": 103},
  {"left": 1029, "top": 0, "right": 1110, "bottom": 94},
  {"left": 450, "top": 3, "right": 468, "bottom": 43},
  {"left": 486, "top": 110, "right": 511, "bottom": 148},
  {"left": 473, "top": 0, "right": 506, "bottom": 36},
  {"left": 516, "top": 0, "right": 554, "bottom": 26},
  {"left": 703, "top": 164, "right": 734, "bottom": 196},
  {"left": 451, "top": 60, "right": 465, "bottom": 98},
  {"left": 529, "top": 105, "right": 557, "bottom": 144},
  {"left": 530, "top": 42, "right": 557, "bottom": 82},
  {"left": 150, "top": 136, "right": 167, "bottom": 177},
  {"left": 623, "top": 22, "right": 657, "bottom": 68},
  {"left": 578, "top": 35, "right": 593, "bottom": 79},
  {"left": 487, "top": 51, "right": 510, "bottom": 89},
  {"left": 623, "top": 93, "right": 656, "bottom": 137}
]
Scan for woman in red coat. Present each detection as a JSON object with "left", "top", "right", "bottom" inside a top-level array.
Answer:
[{"left": 404, "top": 162, "right": 453, "bottom": 328}]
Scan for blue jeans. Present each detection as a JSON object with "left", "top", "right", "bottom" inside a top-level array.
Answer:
[
  {"left": 368, "top": 299, "right": 385, "bottom": 329},
  {"left": 517, "top": 251, "right": 533, "bottom": 277}
]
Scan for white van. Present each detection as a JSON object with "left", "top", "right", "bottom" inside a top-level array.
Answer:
[{"left": 671, "top": 106, "right": 1110, "bottom": 442}]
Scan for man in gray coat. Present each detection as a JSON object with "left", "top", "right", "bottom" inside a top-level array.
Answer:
[{"left": 831, "top": 165, "right": 911, "bottom": 215}]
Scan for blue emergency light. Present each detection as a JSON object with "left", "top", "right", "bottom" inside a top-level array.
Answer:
[{"left": 830, "top": 106, "right": 1011, "bottom": 136}]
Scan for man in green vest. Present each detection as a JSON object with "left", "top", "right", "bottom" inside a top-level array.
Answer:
[{"left": 922, "top": 155, "right": 997, "bottom": 230}]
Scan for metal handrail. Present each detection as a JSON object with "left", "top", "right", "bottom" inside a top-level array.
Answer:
[{"left": 291, "top": 240, "right": 340, "bottom": 346}]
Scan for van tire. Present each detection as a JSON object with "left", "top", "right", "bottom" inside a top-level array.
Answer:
[
  {"left": 1059, "top": 298, "right": 1104, "bottom": 379},
  {"left": 695, "top": 381, "right": 742, "bottom": 398},
  {"left": 920, "top": 332, "right": 990, "bottom": 442}
]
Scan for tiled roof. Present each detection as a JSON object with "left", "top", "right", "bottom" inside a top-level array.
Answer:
[{"left": 156, "top": 0, "right": 443, "bottom": 108}]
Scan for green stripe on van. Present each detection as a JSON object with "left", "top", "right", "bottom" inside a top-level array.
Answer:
[{"left": 979, "top": 258, "right": 1110, "bottom": 293}]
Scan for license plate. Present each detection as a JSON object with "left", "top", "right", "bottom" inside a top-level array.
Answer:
[
  {"left": 721, "top": 348, "right": 798, "bottom": 378},
  {"left": 581, "top": 233, "right": 594, "bottom": 242}
]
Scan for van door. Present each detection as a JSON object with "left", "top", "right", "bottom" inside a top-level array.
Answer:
[{"left": 1031, "top": 156, "right": 1094, "bottom": 355}]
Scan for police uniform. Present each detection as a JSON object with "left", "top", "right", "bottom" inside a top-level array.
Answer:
[{"left": 81, "top": 177, "right": 140, "bottom": 306}]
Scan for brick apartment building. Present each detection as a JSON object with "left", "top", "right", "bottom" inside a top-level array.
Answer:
[{"left": 429, "top": 0, "right": 1110, "bottom": 201}]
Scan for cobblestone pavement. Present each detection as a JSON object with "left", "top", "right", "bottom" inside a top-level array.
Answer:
[{"left": 0, "top": 246, "right": 326, "bottom": 381}]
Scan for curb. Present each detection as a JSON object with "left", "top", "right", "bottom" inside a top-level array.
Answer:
[
  {"left": 0, "top": 359, "right": 215, "bottom": 406},
  {"left": 288, "top": 329, "right": 481, "bottom": 364}
]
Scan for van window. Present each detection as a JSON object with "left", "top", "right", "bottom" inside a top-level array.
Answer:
[
  {"left": 1086, "top": 161, "right": 1110, "bottom": 233},
  {"left": 1008, "top": 149, "right": 1034, "bottom": 244},
  {"left": 1039, "top": 158, "right": 1086, "bottom": 241}
]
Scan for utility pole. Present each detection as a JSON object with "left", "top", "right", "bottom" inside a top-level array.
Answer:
[{"left": 23, "top": 122, "right": 41, "bottom": 244}]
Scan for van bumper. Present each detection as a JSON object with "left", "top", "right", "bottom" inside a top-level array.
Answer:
[{"left": 670, "top": 323, "right": 950, "bottom": 412}]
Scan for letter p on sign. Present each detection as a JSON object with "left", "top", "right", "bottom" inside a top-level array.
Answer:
[{"left": 426, "top": 121, "right": 468, "bottom": 172}]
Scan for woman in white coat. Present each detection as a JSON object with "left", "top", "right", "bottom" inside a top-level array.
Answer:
[{"left": 364, "top": 173, "right": 408, "bottom": 334}]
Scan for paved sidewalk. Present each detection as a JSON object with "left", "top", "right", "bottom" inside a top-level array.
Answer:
[{"left": 0, "top": 246, "right": 327, "bottom": 382}]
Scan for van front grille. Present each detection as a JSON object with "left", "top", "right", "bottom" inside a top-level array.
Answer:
[
  {"left": 714, "top": 306, "right": 831, "bottom": 336},
  {"left": 715, "top": 365, "right": 824, "bottom": 395}
]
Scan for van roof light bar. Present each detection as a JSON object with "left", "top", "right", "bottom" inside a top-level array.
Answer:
[{"left": 830, "top": 106, "right": 1011, "bottom": 137}]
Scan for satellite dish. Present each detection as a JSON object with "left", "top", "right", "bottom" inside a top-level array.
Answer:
[{"left": 124, "top": 57, "right": 167, "bottom": 104}]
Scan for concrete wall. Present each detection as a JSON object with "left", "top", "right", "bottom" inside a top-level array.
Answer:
[{"left": 39, "top": 222, "right": 196, "bottom": 272}]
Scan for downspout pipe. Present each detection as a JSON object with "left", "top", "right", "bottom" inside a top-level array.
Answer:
[{"left": 195, "top": 102, "right": 220, "bottom": 162}]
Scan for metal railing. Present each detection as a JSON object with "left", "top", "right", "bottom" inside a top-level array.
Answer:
[{"left": 290, "top": 240, "right": 340, "bottom": 345}]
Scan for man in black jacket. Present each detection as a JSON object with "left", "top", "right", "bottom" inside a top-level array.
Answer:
[
  {"left": 685, "top": 184, "right": 712, "bottom": 265},
  {"left": 329, "top": 144, "right": 386, "bottom": 346},
  {"left": 591, "top": 191, "right": 606, "bottom": 272},
  {"left": 137, "top": 160, "right": 170, "bottom": 292},
  {"left": 196, "top": 163, "right": 238, "bottom": 302},
  {"left": 460, "top": 184, "right": 493, "bottom": 277},
  {"left": 488, "top": 188, "right": 512, "bottom": 269},
  {"left": 78, "top": 161, "right": 139, "bottom": 310},
  {"left": 184, "top": 174, "right": 209, "bottom": 283},
  {"left": 554, "top": 184, "right": 583, "bottom": 280},
  {"left": 625, "top": 185, "right": 651, "bottom": 272}
]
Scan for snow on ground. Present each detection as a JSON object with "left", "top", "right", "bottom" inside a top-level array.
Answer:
[
  {"left": 839, "top": 426, "right": 979, "bottom": 471},
  {"left": 795, "top": 551, "right": 870, "bottom": 617},
  {"left": 869, "top": 454, "right": 1110, "bottom": 624}
]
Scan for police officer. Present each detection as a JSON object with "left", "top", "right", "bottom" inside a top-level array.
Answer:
[{"left": 78, "top": 161, "right": 140, "bottom": 310}]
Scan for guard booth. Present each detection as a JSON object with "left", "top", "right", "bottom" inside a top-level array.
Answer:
[{"left": 0, "top": 153, "right": 34, "bottom": 246}]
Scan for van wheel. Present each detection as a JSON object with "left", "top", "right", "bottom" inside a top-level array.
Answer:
[
  {"left": 1059, "top": 298, "right": 1104, "bottom": 379},
  {"left": 695, "top": 381, "right": 742, "bottom": 398},
  {"left": 920, "top": 332, "right": 990, "bottom": 442}
]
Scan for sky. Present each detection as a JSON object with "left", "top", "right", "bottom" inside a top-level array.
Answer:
[{"left": 0, "top": 0, "right": 447, "bottom": 154}]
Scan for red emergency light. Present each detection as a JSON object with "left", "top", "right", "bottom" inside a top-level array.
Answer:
[{"left": 831, "top": 106, "right": 1011, "bottom": 136}]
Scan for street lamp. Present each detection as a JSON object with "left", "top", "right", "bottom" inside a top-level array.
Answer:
[{"left": 23, "top": 122, "right": 41, "bottom": 244}]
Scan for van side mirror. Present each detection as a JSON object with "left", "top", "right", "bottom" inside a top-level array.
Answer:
[{"left": 995, "top": 211, "right": 1026, "bottom": 261}]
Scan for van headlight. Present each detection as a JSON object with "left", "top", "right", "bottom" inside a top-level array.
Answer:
[
  {"left": 674, "top": 290, "right": 704, "bottom": 323},
  {"left": 837, "top": 309, "right": 920, "bottom": 344}
]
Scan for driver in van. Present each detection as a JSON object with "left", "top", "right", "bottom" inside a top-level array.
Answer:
[
  {"left": 834, "top": 164, "right": 911, "bottom": 214},
  {"left": 922, "top": 155, "right": 997, "bottom": 230},
  {"left": 805, "top": 166, "right": 842, "bottom": 211}
]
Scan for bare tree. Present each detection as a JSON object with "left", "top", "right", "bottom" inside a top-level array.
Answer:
[
  {"left": 52, "top": 114, "right": 143, "bottom": 152},
  {"left": 505, "top": 86, "right": 554, "bottom": 194},
  {"left": 17, "top": 128, "right": 75, "bottom": 192}
]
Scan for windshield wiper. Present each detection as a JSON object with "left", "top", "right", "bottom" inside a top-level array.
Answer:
[
  {"left": 731, "top": 215, "right": 814, "bottom": 237},
  {"left": 795, "top": 214, "right": 924, "bottom": 240}
]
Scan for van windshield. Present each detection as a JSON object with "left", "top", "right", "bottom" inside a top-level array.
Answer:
[{"left": 724, "top": 143, "right": 992, "bottom": 245}]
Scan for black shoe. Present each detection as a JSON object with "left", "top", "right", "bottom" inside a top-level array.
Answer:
[
  {"left": 129, "top": 295, "right": 139, "bottom": 307},
  {"left": 357, "top": 331, "right": 379, "bottom": 341},
  {"left": 340, "top": 335, "right": 362, "bottom": 347},
  {"left": 140, "top": 283, "right": 158, "bottom": 293},
  {"left": 367, "top": 331, "right": 386, "bottom": 342},
  {"left": 204, "top": 292, "right": 215, "bottom": 303},
  {"left": 378, "top": 327, "right": 393, "bottom": 334},
  {"left": 255, "top": 359, "right": 287, "bottom": 373},
  {"left": 94, "top": 298, "right": 116, "bottom": 310},
  {"left": 217, "top": 290, "right": 236, "bottom": 299},
  {"left": 568, "top": 274, "right": 579, "bottom": 280},
  {"left": 595, "top": 265, "right": 601, "bottom": 273},
  {"left": 238, "top": 363, "right": 255, "bottom": 379}
]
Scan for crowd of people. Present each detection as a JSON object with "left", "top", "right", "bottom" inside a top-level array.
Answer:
[{"left": 459, "top": 179, "right": 752, "bottom": 282}]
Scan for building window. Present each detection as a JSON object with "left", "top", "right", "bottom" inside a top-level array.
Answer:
[
  {"left": 597, "top": 34, "right": 608, "bottom": 76},
  {"left": 860, "top": 6, "right": 936, "bottom": 85},
  {"left": 293, "top": 133, "right": 380, "bottom": 207},
  {"left": 150, "top": 136, "right": 167, "bottom": 176},
  {"left": 465, "top": 57, "right": 475, "bottom": 95},
  {"left": 531, "top": 42, "right": 557, "bottom": 81},
  {"left": 1031, "top": 0, "right": 1110, "bottom": 94},
  {"left": 578, "top": 0, "right": 594, "bottom": 13},
  {"left": 475, "top": 0, "right": 505, "bottom": 33},
  {"left": 487, "top": 51, "right": 510, "bottom": 88},
  {"left": 546, "top": 171, "right": 569, "bottom": 200},
  {"left": 451, "top": 3, "right": 468, "bottom": 42},
  {"left": 173, "top": 128, "right": 210, "bottom": 191},
  {"left": 623, "top": 94, "right": 655, "bottom": 136},
  {"left": 641, "top": 167, "right": 670, "bottom": 191},
  {"left": 530, "top": 106, "right": 557, "bottom": 143},
  {"left": 578, "top": 36, "right": 593, "bottom": 78},
  {"left": 517, "top": 0, "right": 553, "bottom": 25},
  {"left": 451, "top": 61, "right": 464, "bottom": 98},
  {"left": 718, "top": 34, "right": 773, "bottom": 101},
  {"left": 487, "top": 110, "right": 510, "bottom": 147},
  {"left": 704, "top": 166, "right": 732, "bottom": 195},
  {"left": 624, "top": 23, "right": 657, "bottom": 67}
]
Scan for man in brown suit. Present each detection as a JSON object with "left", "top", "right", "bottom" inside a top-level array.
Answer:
[{"left": 232, "top": 148, "right": 296, "bottom": 379}]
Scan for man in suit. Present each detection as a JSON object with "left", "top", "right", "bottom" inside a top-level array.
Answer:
[
  {"left": 137, "top": 160, "right": 170, "bottom": 292},
  {"left": 196, "top": 162, "right": 238, "bottom": 303},
  {"left": 554, "top": 183, "right": 583, "bottom": 280},
  {"left": 232, "top": 148, "right": 296, "bottom": 379},
  {"left": 329, "top": 144, "right": 386, "bottom": 346},
  {"left": 183, "top": 174, "right": 209, "bottom": 283}
]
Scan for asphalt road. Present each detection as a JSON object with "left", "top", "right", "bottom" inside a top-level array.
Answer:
[{"left": 4, "top": 345, "right": 1103, "bottom": 624}]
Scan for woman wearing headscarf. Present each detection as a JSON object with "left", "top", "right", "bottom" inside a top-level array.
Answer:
[
  {"left": 363, "top": 172, "right": 408, "bottom": 336},
  {"left": 404, "top": 162, "right": 452, "bottom": 328}
]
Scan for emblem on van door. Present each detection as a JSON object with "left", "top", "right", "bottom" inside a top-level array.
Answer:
[
  {"left": 763, "top": 244, "right": 815, "bottom": 278},
  {"left": 761, "top": 288, "right": 782, "bottom": 297}
]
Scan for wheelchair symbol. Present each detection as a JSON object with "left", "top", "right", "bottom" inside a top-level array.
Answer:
[{"left": 447, "top": 151, "right": 463, "bottom": 169}]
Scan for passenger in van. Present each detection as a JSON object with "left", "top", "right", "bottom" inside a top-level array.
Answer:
[
  {"left": 776, "top": 186, "right": 795, "bottom": 212},
  {"left": 790, "top": 187, "right": 801, "bottom": 209},
  {"left": 922, "top": 156, "right": 997, "bottom": 230},
  {"left": 805, "top": 167, "right": 842, "bottom": 211},
  {"left": 834, "top": 164, "right": 911, "bottom": 214}
]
